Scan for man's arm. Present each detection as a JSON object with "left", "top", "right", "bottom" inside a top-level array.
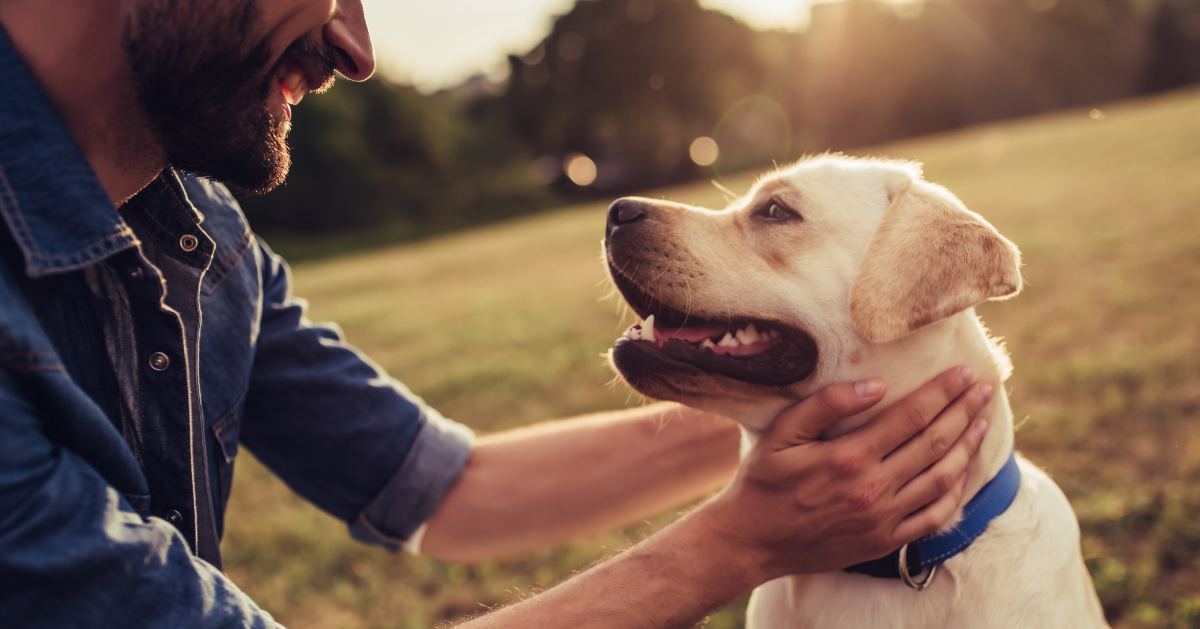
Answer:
[
  {"left": 452, "top": 368, "right": 992, "bottom": 629},
  {"left": 421, "top": 403, "right": 741, "bottom": 563}
]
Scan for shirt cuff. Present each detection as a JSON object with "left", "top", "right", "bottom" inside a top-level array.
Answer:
[{"left": 348, "top": 408, "right": 474, "bottom": 551}]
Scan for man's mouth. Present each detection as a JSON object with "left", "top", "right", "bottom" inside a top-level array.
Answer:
[
  {"left": 277, "top": 58, "right": 311, "bottom": 107},
  {"left": 269, "top": 35, "right": 338, "bottom": 121},
  {"left": 608, "top": 263, "right": 818, "bottom": 387}
]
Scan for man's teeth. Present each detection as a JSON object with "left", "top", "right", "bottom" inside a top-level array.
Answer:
[{"left": 280, "top": 67, "right": 308, "bottom": 106}]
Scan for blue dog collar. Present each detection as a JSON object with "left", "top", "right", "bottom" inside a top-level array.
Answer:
[{"left": 844, "top": 451, "right": 1022, "bottom": 582}]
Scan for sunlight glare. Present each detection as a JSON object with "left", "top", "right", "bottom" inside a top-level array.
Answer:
[
  {"left": 690, "top": 137, "right": 720, "bottom": 166},
  {"left": 564, "top": 153, "right": 598, "bottom": 186},
  {"left": 699, "top": 0, "right": 817, "bottom": 30}
]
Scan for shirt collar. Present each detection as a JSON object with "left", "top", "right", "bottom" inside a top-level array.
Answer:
[{"left": 0, "top": 24, "right": 137, "bottom": 278}]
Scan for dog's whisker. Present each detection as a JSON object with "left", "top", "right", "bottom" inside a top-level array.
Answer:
[
  {"left": 682, "top": 277, "right": 694, "bottom": 326},
  {"left": 711, "top": 180, "right": 739, "bottom": 203}
]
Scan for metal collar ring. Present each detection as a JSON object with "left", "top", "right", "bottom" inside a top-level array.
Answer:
[{"left": 898, "top": 543, "right": 939, "bottom": 591}]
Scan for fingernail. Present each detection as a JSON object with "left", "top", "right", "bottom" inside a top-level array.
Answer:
[
  {"left": 854, "top": 378, "right": 883, "bottom": 397},
  {"left": 973, "top": 418, "right": 990, "bottom": 439},
  {"left": 959, "top": 472, "right": 969, "bottom": 487},
  {"left": 958, "top": 366, "right": 974, "bottom": 387},
  {"left": 978, "top": 383, "right": 994, "bottom": 404}
]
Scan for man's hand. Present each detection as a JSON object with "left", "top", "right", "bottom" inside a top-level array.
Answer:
[{"left": 701, "top": 366, "right": 993, "bottom": 582}]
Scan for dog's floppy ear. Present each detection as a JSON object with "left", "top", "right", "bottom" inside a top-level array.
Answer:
[{"left": 850, "top": 175, "right": 1022, "bottom": 343}]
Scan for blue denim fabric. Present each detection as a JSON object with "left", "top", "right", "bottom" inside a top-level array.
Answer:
[{"left": 0, "top": 26, "right": 472, "bottom": 628}]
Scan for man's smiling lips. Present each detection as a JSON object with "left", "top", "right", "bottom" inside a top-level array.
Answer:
[
  {"left": 276, "top": 58, "right": 311, "bottom": 118},
  {"left": 272, "top": 55, "right": 325, "bottom": 121}
]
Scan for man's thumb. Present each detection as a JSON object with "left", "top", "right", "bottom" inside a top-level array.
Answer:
[{"left": 762, "top": 378, "right": 887, "bottom": 447}]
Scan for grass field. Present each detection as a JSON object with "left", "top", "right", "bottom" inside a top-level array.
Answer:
[{"left": 221, "top": 87, "right": 1200, "bottom": 628}]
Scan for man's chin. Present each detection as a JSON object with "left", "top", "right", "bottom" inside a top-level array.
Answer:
[{"left": 170, "top": 122, "right": 291, "bottom": 195}]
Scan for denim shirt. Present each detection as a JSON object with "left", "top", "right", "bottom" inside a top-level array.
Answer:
[{"left": 0, "top": 27, "right": 472, "bottom": 628}]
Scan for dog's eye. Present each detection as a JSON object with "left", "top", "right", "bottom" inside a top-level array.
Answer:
[{"left": 755, "top": 200, "right": 801, "bottom": 222}]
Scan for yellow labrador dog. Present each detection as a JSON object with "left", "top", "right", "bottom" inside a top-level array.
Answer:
[{"left": 603, "top": 156, "right": 1107, "bottom": 628}]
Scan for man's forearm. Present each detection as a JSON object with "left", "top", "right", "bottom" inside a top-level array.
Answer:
[
  {"left": 455, "top": 505, "right": 761, "bottom": 629},
  {"left": 421, "top": 403, "right": 741, "bottom": 563}
]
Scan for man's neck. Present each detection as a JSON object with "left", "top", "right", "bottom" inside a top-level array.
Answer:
[{"left": 0, "top": 0, "right": 164, "bottom": 206}]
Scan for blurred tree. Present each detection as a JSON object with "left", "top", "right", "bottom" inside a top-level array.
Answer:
[
  {"left": 1143, "top": 0, "right": 1200, "bottom": 92},
  {"left": 238, "top": 77, "right": 551, "bottom": 240},
  {"left": 499, "top": 0, "right": 778, "bottom": 191}
]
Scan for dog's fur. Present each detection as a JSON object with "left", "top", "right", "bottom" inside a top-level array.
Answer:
[{"left": 604, "top": 156, "right": 1108, "bottom": 628}]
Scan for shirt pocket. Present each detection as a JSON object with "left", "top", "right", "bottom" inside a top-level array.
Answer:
[
  {"left": 211, "top": 404, "right": 242, "bottom": 510},
  {"left": 200, "top": 221, "right": 253, "bottom": 296}
]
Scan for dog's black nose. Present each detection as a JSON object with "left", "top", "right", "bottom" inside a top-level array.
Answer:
[
  {"left": 607, "top": 199, "right": 648, "bottom": 238},
  {"left": 609, "top": 199, "right": 647, "bottom": 225}
]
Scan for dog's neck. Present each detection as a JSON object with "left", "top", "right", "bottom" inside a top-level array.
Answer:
[
  {"left": 730, "top": 309, "right": 1014, "bottom": 516},
  {"left": 826, "top": 309, "right": 1015, "bottom": 511}
]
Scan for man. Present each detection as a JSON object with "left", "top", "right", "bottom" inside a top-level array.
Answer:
[{"left": 0, "top": 1, "right": 992, "bottom": 627}]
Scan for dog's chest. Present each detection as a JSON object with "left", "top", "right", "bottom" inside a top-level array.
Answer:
[{"left": 747, "top": 565, "right": 962, "bottom": 629}]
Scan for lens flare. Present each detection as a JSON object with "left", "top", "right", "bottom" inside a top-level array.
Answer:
[
  {"left": 564, "top": 153, "right": 598, "bottom": 186},
  {"left": 689, "top": 137, "right": 719, "bottom": 166}
]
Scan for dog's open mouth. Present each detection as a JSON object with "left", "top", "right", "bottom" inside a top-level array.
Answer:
[{"left": 609, "top": 264, "right": 818, "bottom": 387}]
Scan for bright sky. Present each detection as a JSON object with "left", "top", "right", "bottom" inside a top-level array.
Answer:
[{"left": 361, "top": 0, "right": 821, "bottom": 91}]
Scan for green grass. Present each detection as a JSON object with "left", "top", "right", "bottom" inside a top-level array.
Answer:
[{"left": 221, "top": 87, "right": 1200, "bottom": 628}]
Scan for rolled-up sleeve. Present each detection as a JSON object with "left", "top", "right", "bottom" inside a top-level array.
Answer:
[
  {"left": 239, "top": 239, "right": 473, "bottom": 548},
  {"left": 0, "top": 372, "right": 279, "bottom": 628}
]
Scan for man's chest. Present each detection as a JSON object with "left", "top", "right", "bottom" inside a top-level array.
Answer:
[{"left": 18, "top": 173, "right": 264, "bottom": 565}]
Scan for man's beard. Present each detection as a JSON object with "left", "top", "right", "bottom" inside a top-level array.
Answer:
[{"left": 123, "top": 0, "right": 337, "bottom": 195}]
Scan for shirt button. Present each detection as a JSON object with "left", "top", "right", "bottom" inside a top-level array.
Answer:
[
  {"left": 179, "top": 234, "right": 199, "bottom": 252},
  {"left": 166, "top": 510, "right": 183, "bottom": 526},
  {"left": 148, "top": 352, "right": 170, "bottom": 371}
]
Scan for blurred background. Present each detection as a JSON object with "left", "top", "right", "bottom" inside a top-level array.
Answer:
[
  {"left": 221, "top": 0, "right": 1200, "bottom": 627},
  {"left": 240, "top": 0, "right": 1200, "bottom": 258}
]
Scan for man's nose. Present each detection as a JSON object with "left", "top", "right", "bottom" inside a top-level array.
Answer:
[{"left": 324, "top": 0, "right": 375, "bottom": 81}]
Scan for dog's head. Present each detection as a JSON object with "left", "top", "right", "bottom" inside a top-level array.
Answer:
[{"left": 604, "top": 155, "right": 1021, "bottom": 430}]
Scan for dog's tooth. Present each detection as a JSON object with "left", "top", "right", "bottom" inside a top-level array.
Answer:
[
  {"left": 737, "top": 324, "right": 762, "bottom": 345},
  {"left": 643, "top": 315, "right": 656, "bottom": 342},
  {"left": 700, "top": 338, "right": 715, "bottom": 350},
  {"left": 718, "top": 332, "right": 738, "bottom": 347},
  {"left": 769, "top": 329, "right": 781, "bottom": 340}
]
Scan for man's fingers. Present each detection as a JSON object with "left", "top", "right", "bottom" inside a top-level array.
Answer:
[
  {"left": 892, "top": 417, "right": 989, "bottom": 511},
  {"left": 762, "top": 378, "right": 887, "bottom": 448},
  {"left": 854, "top": 366, "right": 974, "bottom": 457},
  {"left": 883, "top": 381, "right": 993, "bottom": 480},
  {"left": 892, "top": 471, "right": 968, "bottom": 544}
]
